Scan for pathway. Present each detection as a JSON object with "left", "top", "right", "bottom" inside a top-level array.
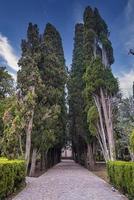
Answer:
[{"left": 13, "top": 160, "right": 127, "bottom": 200}]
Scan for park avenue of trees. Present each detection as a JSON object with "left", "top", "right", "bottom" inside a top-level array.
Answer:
[{"left": 0, "top": 6, "right": 134, "bottom": 178}]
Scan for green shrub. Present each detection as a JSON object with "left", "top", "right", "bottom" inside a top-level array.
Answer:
[
  {"left": 107, "top": 161, "right": 134, "bottom": 199},
  {"left": 0, "top": 157, "right": 26, "bottom": 199}
]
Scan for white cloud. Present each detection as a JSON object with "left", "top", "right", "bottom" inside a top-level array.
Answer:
[
  {"left": 0, "top": 33, "right": 19, "bottom": 72},
  {"left": 117, "top": 69, "right": 134, "bottom": 97}
]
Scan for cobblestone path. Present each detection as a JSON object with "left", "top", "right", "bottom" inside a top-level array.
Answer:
[{"left": 13, "top": 160, "right": 127, "bottom": 200}]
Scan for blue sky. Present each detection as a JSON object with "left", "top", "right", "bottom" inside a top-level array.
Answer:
[{"left": 0, "top": 0, "right": 134, "bottom": 96}]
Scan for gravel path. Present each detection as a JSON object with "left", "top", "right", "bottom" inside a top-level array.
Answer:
[{"left": 13, "top": 160, "right": 127, "bottom": 200}]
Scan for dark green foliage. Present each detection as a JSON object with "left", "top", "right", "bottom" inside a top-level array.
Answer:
[
  {"left": 69, "top": 23, "right": 85, "bottom": 138},
  {"left": 17, "top": 23, "right": 41, "bottom": 94},
  {"left": 87, "top": 105, "right": 98, "bottom": 136},
  {"left": 0, "top": 158, "right": 25, "bottom": 199},
  {"left": 40, "top": 23, "right": 67, "bottom": 150},
  {"left": 94, "top": 7, "right": 114, "bottom": 65},
  {"left": 83, "top": 6, "right": 114, "bottom": 66},
  {"left": 84, "top": 58, "right": 118, "bottom": 96},
  {"left": 107, "top": 161, "right": 134, "bottom": 198},
  {"left": 94, "top": 8, "right": 108, "bottom": 37},
  {"left": 83, "top": 6, "right": 96, "bottom": 30},
  {"left": 83, "top": 7, "right": 95, "bottom": 63},
  {"left": 69, "top": 23, "right": 94, "bottom": 166},
  {"left": 42, "top": 25, "right": 66, "bottom": 103},
  {"left": 101, "top": 36, "right": 114, "bottom": 65}
]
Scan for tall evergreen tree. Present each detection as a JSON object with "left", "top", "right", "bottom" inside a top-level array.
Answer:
[
  {"left": 69, "top": 24, "right": 89, "bottom": 168},
  {"left": 69, "top": 23, "right": 96, "bottom": 169},
  {"left": 37, "top": 23, "right": 67, "bottom": 171},
  {"left": 83, "top": 6, "right": 118, "bottom": 161},
  {"left": 2, "top": 22, "right": 67, "bottom": 176},
  {"left": 69, "top": 23, "right": 85, "bottom": 163},
  {"left": 17, "top": 23, "right": 41, "bottom": 173}
]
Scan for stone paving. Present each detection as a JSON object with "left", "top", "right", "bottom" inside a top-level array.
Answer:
[{"left": 13, "top": 160, "right": 128, "bottom": 200}]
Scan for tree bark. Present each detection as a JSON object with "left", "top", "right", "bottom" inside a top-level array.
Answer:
[
  {"left": 76, "top": 144, "right": 80, "bottom": 164},
  {"left": 29, "top": 148, "right": 37, "bottom": 177},
  {"left": 25, "top": 86, "right": 35, "bottom": 174},
  {"left": 87, "top": 143, "right": 95, "bottom": 170},
  {"left": 40, "top": 151, "right": 46, "bottom": 171},
  {"left": 19, "top": 135, "right": 24, "bottom": 157},
  {"left": 94, "top": 95, "right": 110, "bottom": 161},
  {"left": 100, "top": 88, "right": 116, "bottom": 161},
  {"left": 96, "top": 123, "right": 109, "bottom": 161},
  {"left": 25, "top": 108, "right": 34, "bottom": 174}
]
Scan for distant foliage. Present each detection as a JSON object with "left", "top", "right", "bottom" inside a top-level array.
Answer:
[
  {"left": 0, "top": 67, "right": 14, "bottom": 99},
  {"left": 1, "top": 95, "right": 25, "bottom": 158},
  {"left": 115, "top": 97, "right": 134, "bottom": 160},
  {"left": 0, "top": 68, "right": 15, "bottom": 155}
]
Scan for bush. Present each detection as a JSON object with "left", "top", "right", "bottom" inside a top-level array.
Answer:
[
  {"left": 0, "top": 157, "right": 25, "bottom": 199},
  {"left": 107, "top": 161, "right": 134, "bottom": 199}
]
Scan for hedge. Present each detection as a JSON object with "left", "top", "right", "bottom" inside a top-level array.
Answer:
[
  {"left": 107, "top": 161, "right": 134, "bottom": 199},
  {"left": 0, "top": 157, "right": 26, "bottom": 199}
]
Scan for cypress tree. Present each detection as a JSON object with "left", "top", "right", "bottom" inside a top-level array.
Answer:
[
  {"left": 83, "top": 6, "right": 118, "bottom": 161},
  {"left": 70, "top": 22, "right": 95, "bottom": 169},
  {"left": 69, "top": 23, "right": 95, "bottom": 168},
  {"left": 83, "top": 6, "right": 96, "bottom": 62},
  {"left": 17, "top": 23, "right": 41, "bottom": 173},
  {"left": 39, "top": 23, "right": 67, "bottom": 169}
]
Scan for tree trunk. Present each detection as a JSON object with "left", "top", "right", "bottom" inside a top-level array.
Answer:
[
  {"left": 29, "top": 148, "right": 37, "bottom": 177},
  {"left": 25, "top": 108, "right": 34, "bottom": 173},
  {"left": 76, "top": 145, "right": 80, "bottom": 164},
  {"left": 100, "top": 88, "right": 116, "bottom": 161},
  {"left": 130, "top": 152, "right": 134, "bottom": 161},
  {"left": 94, "top": 95, "right": 110, "bottom": 161},
  {"left": 58, "top": 148, "right": 61, "bottom": 162},
  {"left": 92, "top": 140, "right": 97, "bottom": 163},
  {"left": 19, "top": 135, "right": 24, "bottom": 157},
  {"left": 54, "top": 148, "right": 57, "bottom": 165},
  {"left": 87, "top": 143, "right": 95, "bottom": 170},
  {"left": 40, "top": 151, "right": 46, "bottom": 171},
  {"left": 96, "top": 122, "right": 109, "bottom": 161},
  {"left": 25, "top": 86, "right": 35, "bottom": 174}
]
